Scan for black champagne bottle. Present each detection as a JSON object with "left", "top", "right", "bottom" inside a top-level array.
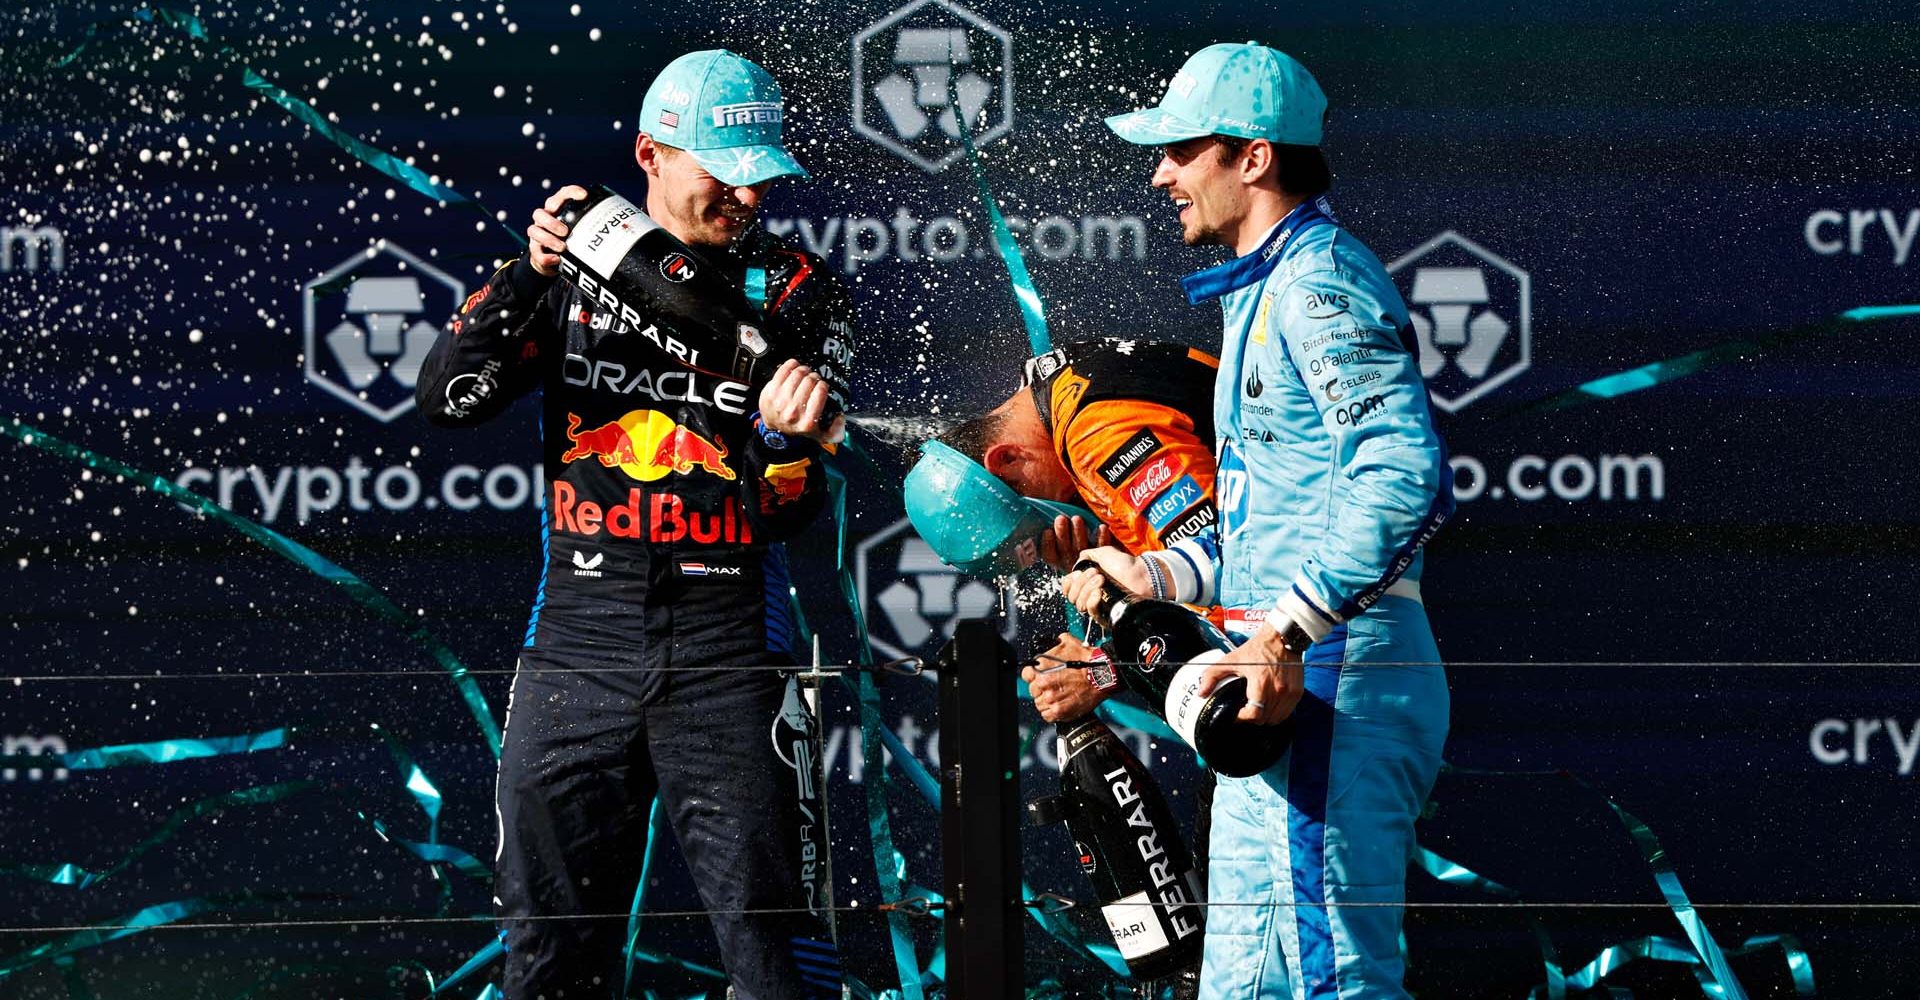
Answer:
[
  {"left": 1027, "top": 718, "right": 1204, "bottom": 980},
  {"left": 1077, "top": 561, "right": 1293, "bottom": 778},
  {"left": 552, "top": 185, "right": 765, "bottom": 379}
]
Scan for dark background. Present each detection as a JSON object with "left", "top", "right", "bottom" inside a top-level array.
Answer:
[{"left": 2, "top": 0, "right": 1916, "bottom": 996}]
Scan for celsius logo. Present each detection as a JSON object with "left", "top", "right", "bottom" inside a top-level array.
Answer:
[
  {"left": 1386, "top": 231, "right": 1531, "bottom": 413},
  {"left": 304, "top": 241, "right": 462, "bottom": 422},
  {"left": 854, "top": 518, "right": 1019, "bottom": 663},
  {"left": 852, "top": 0, "right": 1014, "bottom": 173}
]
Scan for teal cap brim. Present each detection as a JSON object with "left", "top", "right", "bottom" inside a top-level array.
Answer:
[
  {"left": 1104, "top": 107, "right": 1213, "bottom": 145},
  {"left": 903, "top": 442, "right": 1098, "bottom": 577},
  {"left": 690, "top": 144, "right": 809, "bottom": 187}
]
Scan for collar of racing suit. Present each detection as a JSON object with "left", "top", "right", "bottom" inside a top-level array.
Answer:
[{"left": 1179, "top": 196, "right": 1336, "bottom": 305}]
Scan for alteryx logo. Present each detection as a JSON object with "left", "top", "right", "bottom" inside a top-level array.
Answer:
[
  {"left": 852, "top": 0, "right": 1014, "bottom": 173},
  {"left": 303, "top": 242, "right": 461, "bottom": 422},
  {"left": 1387, "top": 231, "right": 1531, "bottom": 413},
  {"left": 855, "top": 517, "right": 1018, "bottom": 663}
]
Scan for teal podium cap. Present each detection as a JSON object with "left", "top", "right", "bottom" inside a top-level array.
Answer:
[{"left": 903, "top": 441, "right": 1095, "bottom": 577}]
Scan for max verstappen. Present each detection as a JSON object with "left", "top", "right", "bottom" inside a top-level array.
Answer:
[{"left": 416, "top": 50, "right": 851, "bottom": 999}]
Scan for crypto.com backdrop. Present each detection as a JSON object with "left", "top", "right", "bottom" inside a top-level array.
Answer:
[{"left": 3, "top": 0, "right": 1917, "bottom": 996}]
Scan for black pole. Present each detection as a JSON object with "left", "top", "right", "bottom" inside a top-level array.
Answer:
[{"left": 939, "top": 617, "right": 1023, "bottom": 998}]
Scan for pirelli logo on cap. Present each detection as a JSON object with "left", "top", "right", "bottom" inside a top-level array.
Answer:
[
  {"left": 1099, "top": 428, "right": 1163, "bottom": 488},
  {"left": 712, "top": 101, "right": 783, "bottom": 127}
]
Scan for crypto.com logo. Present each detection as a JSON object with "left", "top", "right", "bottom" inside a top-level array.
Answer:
[
  {"left": 1387, "top": 231, "right": 1531, "bottom": 413},
  {"left": 855, "top": 516, "right": 1018, "bottom": 663},
  {"left": 303, "top": 242, "right": 460, "bottom": 422},
  {"left": 852, "top": 0, "right": 1014, "bottom": 173}
]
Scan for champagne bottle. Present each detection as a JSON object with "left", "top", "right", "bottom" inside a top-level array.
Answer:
[
  {"left": 1076, "top": 561, "right": 1293, "bottom": 779},
  {"left": 552, "top": 185, "right": 766, "bottom": 381},
  {"left": 1027, "top": 718, "right": 1204, "bottom": 980}
]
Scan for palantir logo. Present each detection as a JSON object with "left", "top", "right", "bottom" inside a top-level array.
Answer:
[
  {"left": 1387, "top": 231, "right": 1531, "bottom": 413},
  {"left": 855, "top": 517, "right": 1018, "bottom": 663},
  {"left": 303, "top": 242, "right": 461, "bottom": 422},
  {"left": 852, "top": 0, "right": 1014, "bottom": 174}
]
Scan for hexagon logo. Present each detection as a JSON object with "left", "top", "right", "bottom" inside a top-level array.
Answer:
[
  {"left": 1387, "top": 231, "right": 1531, "bottom": 413},
  {"left": 851, "top": 0, "right": 1014, "bottom": 174},
  {"left": 855, "top": 515, "right": 1019, "bottom": 663},
  {"left": 302, "top": 241, "right": 461, "bottom": 422}
]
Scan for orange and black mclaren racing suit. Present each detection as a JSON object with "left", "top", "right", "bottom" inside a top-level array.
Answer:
[
  {"left": 1026, "top": 339, "right": 1222, "bottom": 990},
  {"left": 416, "top": 226, "right": 852, "bottom": 999},
  {"left": 1025, "top": 338, "right": 1220, "bottom": 560}
]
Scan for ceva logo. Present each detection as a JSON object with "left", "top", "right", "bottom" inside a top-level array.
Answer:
[
  {"left": 852, "top": 0, "right": 1014, "bottom": 173},
  {"left": 1386, "top": 231, "right": 1531, "bottom": 413},
  {"left": 303, "top": 241, "right": 461, "bottom": 422},
  {"left": 855, "top": 516, "right": 1018, "bottom": 663}
]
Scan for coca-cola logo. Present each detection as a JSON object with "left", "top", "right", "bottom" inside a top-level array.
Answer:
[
  {"left": 1137, "top": 636, "right": 1167, "bottom": 672},
  {"left": 1123, "top": 455, "right": 1179, "bottom": 509}
]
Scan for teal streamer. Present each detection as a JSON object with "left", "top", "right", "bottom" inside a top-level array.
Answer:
[
  {"left": 622, "top": 798, "right": 669, "bottom": 997},
  {"left": 1430, "top": 766, "right": 1811, "bottom": 999},
  {"left": 0, "top": 781, "right": 315, "bottom": 892},
  {"left": 946, "top": 53, "right": 1050, "bottom": 355},
  {"left": 1511, "top": 303, "right": 1920, "bottom": 413},
  {"left": 0, "top": 898, "right": 221, "bottom": 976},
  {"left": 1, "top": 419, "right": 501, "bottom": 756},
  {"left": 1592, "top": 792, "right": 1748, "bottom": 1000},
  {"left": 1410, "top": 848, "right": 1569, "bottom": 997},
  {"left": 824, "top": 464, "right": 925, "bottom": 998},
  {"left": 54, "top": 8, "right": 518, "bottom": 244},
  {"left": 431, "top": 937, "right": 504, "bottom": 996},
  {"left": 0, "top": 727, "right": 284, "bottom": 772},
  {"left": 472, "top": 985, "right": 503, "bottom": 1000},
  {"left": 1542, "top": 933, "right": 1814, "bottom": 998}
]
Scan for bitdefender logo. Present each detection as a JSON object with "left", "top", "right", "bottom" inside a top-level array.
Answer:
[
  {"left": 852, "top": 0, "right": 1014, "bottom": 173},
  {"left": 303, "top": 241, "right": 462, "bottom": 422}
]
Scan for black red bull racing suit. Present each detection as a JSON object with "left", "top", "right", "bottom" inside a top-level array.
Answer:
[{"left": 416, "top": 225, "right": 854, "bottom": 999}]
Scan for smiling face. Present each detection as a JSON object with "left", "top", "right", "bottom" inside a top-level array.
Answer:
[
  {"left": 1150, "top": 135, "right": 1254, "bottom": 249},
  {"left": 636, "top": 135, "right": 773, "bottom": 248}
]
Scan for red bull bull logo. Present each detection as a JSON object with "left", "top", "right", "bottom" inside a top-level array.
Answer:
[
  {"left": 559, "top": 410, "right": 735, "bottom": 482},
  {"left": 761, "top": 458, "right": 812, "bottom": 507},
  {"left": 652, "top": 424, "right": 734, "bottom": 480}
]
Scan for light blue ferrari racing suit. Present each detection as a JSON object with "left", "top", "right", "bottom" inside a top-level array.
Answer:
[{"left": 1143, "top": 197, "right": 1454, "bottom": 999}]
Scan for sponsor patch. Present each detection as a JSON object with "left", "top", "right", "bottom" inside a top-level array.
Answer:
[
  {"left": 1122, "top": 455, "right": 1181, "bottom": 510},
  {"left": 680, "top": 562, "right": 742, "bottom": 577},
  {"left": 1098, "top": 428, "right": 1163, "bottom": 488},
  {"left": 1145, "top": 475, "right": 1202, "bottom": 531},
  {"left": 1160, "top": 503, "right": 1217, "bottom": 545}
]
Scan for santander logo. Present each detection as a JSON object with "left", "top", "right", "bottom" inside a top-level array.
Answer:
[{"left": 1125, "top": 456, "right": 1180, "bottom": 509}]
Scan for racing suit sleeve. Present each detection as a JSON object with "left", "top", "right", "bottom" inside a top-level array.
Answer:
[
  {"left": 737, "top": 260, "right": 856, "bottom": 540},
  {"left": 1264, "top": 265, "right": 1453, "bottom": 641},
  {"left": 1061, "top": 398, "right": 1218, "bottom": 558},
  {"left": 415, "top": 259, "right": 562, "bottom": 426}
]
